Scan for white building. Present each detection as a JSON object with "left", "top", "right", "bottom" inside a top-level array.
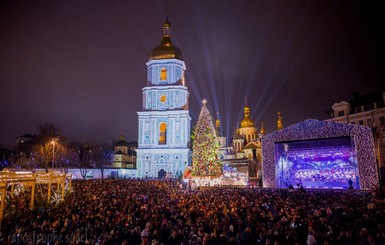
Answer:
[
  {"left": 112, "top": 135, "right": 136, "bottom": 169},
  {"left": 135, "top": 17, "right": 191, "bottom": 179},
  {"left": 327, "top": 91, "right": 385, "bottom": 171}
]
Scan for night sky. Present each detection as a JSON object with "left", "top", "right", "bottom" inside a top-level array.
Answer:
[{"left": 1, "top": 0, "right": 384, "bottom": 148}]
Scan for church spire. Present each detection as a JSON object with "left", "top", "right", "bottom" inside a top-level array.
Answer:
[
  {"left": 260, "top": 122, "right": 265, "bottom": 134},
  {"left": 163, "top": 15, "right": 171, "bottom": 37},
  {"left": 215, "top": 112, "right": 222, "bottom": 137},
  {"left": 277, "top": 112, "right": 283, "bottom": 130},
  {"left": 215, "top": 112, "right": 220, "bottom": 129}
]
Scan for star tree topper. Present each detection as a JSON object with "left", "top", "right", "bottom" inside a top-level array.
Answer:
[{"left": 202, "top": 98, "right": 207, "bottom": 105}]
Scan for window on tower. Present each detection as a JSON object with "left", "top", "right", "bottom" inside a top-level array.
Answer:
[
  {"left": 159, "top": 122, "right": 167, "bottom": 145},
  {"left": 160, "top": 68, "right": 167, "bottom": 81}
]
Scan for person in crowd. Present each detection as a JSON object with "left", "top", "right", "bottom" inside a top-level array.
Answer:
[{"left": 348, "top": 178, "right": 354, "bottom": 189}]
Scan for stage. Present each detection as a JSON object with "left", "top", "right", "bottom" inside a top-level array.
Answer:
[{"left": 262, "top": 119, "right": 378, "bottom": 189}]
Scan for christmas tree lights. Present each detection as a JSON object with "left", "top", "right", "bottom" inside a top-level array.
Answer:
[{"left": 192, "top": 99, "right": 222, "bottom": 176}]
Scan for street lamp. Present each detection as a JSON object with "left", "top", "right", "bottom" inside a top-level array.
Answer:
[{"left": 51, "top": 139, "right": 56, "bottom": 170}]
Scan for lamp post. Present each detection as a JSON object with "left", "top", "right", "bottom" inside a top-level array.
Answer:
[
  {"left": 130, "top": 146, "right": 135, "bottom": 178},
  {"left": 130, "top": 151, "right": 133, "bottom": 179},
  {"left": 51, "top": 139, "right": 56, "bottom": 170}
]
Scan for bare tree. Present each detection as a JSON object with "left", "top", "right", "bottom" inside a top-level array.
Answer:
[
  {"left": 33, "top": 138, "right": 65, "bottom": 172},
  {"left": 97, "top": 143, "right": 113, "bottom": 179},
  {"left": 38, "top": 123, "right": 60, "bottom": 138},
  {"left": 63, "top": 146, "right": 81, "bottom": 172},
  {"left": 79, "top": 142, "right": 96, "bottom": 179},
  {"left": 31, "top": 123, "right": 64, "bottom": 172},
  {"left": 55, "top": 145, "right": 78, "bottom": 173},
  {"left": 78, "top": 142, "right": 112, "bottom": 179},
  {"left": 15, "top": 153, "right": 31, "bottom": 169}
]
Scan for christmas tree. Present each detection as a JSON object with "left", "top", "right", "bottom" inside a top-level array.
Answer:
[{"left": 192, "top": 99, "right": 222, "bottom": 176}]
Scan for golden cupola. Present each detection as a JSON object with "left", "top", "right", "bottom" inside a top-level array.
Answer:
[
  {"left": 240, "top": 103, "right": 255, "bottom": 128},
  {"left": 149, "top": 16, "right": 183, "bottom": 60},
  {"left": 277, "top": 112, "right": 283, "bottom": 130}
]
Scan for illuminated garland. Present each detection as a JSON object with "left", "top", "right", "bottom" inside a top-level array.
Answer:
[{"left": 192, "top": 100, "right": 221, "bottom": 176}]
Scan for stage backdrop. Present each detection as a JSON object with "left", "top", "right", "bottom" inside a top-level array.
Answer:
[{"left": 262, "top": 119, "right": 378, "bottom": 189}]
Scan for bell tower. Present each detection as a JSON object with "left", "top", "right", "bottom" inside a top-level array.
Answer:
[{"left": 136, "top": 17, "right": 191, "bottom": 179}]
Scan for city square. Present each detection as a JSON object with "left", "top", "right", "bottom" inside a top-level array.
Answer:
[{"left": 1, "top": 1, "right": 385, "bottom": 244}]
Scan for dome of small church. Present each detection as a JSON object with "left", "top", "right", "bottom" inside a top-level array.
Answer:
[
  {"left": 241, "top": 118, "right": 255, "bottom": 128},
  {"left": 115, "top": 134, "right": 129, "bottom": 146},
  {"left": 149, "top": 17, "right": 183, "bottom": 60},
  {"left": 240, "top": 105, "right": 255, "bottom": 128}
]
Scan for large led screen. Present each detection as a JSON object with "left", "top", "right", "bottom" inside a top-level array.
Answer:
[
  {"left": 275, "top": 137, "right": 359, "bottom": 189},
  {"left": 222, "top": 163, "right": 249, "bottom": 186}
]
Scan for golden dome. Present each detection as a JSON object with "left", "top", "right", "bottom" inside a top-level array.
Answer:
[
  {"left": 240, "top": 105, "right": 255, "bottom": 128},
  {"left": 149, "top": 17, "right": 183, "bottom": 60},
  {"left": 241, "top": 118, "right": 254, "bottom": 128}
]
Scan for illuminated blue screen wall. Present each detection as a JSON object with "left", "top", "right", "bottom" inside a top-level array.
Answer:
[{"left": 275, "top": 137, "right": 359, "bottom": 189}]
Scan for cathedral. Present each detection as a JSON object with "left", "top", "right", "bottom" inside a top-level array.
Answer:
[
  {"left": 135, "top": 17, "right": 191, "bottom": 179},
  {"left": 216, "top": 102, "right": 265, "bottom": 163},
  {"left": 216, "top": 103, "right": 284, "bottom": 182}
]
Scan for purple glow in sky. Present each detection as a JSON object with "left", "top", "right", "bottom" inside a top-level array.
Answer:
[{"left": 0, "top": 0, "right": 384, "bottom": 148}]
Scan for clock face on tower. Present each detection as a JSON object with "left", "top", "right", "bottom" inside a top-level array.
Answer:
[{"left": 160, "top": 94, "right": 167, "bottom": 103}]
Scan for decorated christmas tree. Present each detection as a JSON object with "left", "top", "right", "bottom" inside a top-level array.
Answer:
[{"left": 192, "top": 99, "right": 222, "bottom": 176}]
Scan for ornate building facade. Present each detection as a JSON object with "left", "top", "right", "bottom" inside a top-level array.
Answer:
[
  {"left": 112, "top": 135, "right": 136, "bottom": 169},
  {"left": 327, "top": 91, "right": 385, "bottom": 183},
  {"left": 215, "top": 103, "right": 272, "bottom": 185},
  {"left": 214, "top": 102, "right": 280, "bottom": 163},
  {"left": 136, "top": 18, "right": 191, "bottom": 179},
  {"left": 233, "top": 102, "right": 264, "bottom": 162}
]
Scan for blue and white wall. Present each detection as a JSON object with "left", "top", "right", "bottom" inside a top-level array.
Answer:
[{"left": 136, "top": 58, "right": 191, "bottom": 178}]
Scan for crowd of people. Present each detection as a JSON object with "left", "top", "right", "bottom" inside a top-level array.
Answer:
[{"left": 1, "top": 179, "right": 385, "bottom": 245}]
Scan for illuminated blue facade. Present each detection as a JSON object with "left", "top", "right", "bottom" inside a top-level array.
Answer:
[{"left": 136, "top": 18, "right": 191, "bottom": 179}]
